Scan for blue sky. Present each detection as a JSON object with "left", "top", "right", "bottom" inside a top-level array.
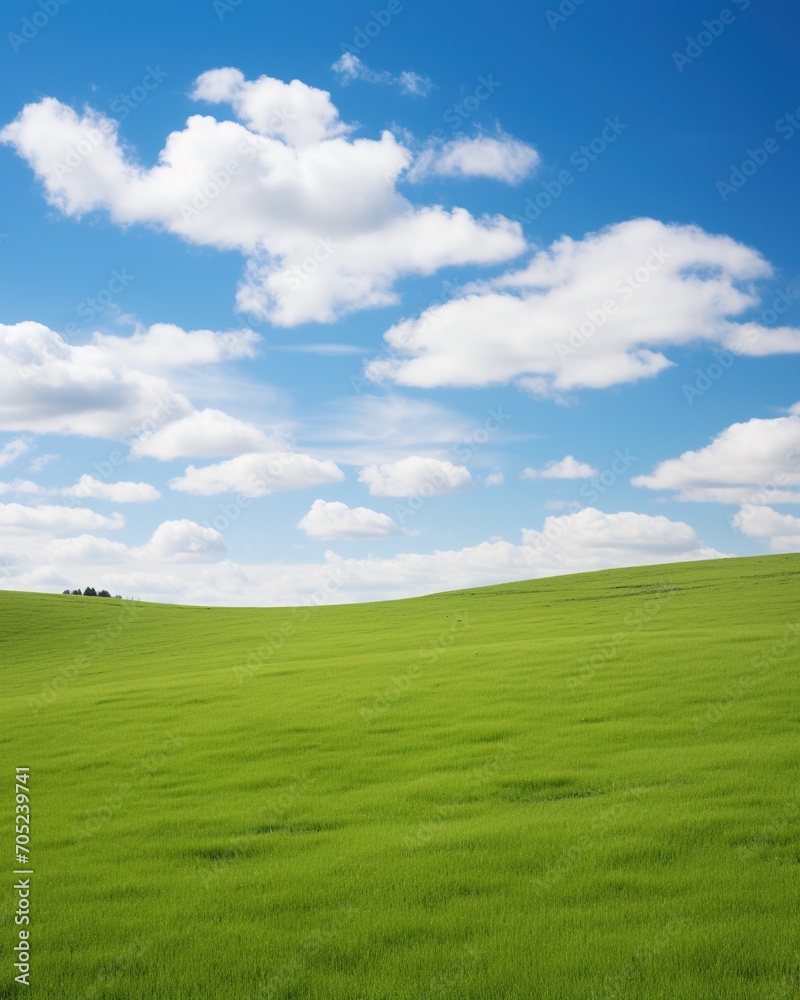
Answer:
[{"left": 1, "top": 0, "right": 798, "bottom": 605}]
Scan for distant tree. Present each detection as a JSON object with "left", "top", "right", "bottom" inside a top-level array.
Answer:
[
  {"left": 62, "top": 589, "right": 71, "bottom": 595},
  {"left": 72, "top": 589, "right": 82, "bottom": 596},
  {"left": 114, "top": 594, "right": 122, "bottom": 600},
  {"left": 83, "top": 587, "right": 97, "bottom": 597},
  {"left": 98, "top": 590, "right": 111, "bottom": 598}
]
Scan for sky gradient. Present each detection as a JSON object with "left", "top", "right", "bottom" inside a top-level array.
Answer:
[{"left": 1, "top": 0, "right": 798, "bottom": 605}]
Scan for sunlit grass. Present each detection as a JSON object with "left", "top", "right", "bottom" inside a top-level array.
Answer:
[{"left": 1, "top": 553, "right": 799, "bottom": 998}]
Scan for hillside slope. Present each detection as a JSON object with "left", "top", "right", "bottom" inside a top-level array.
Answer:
[{"left": 1, "top": 554, "right": 799, "bottom": 999}]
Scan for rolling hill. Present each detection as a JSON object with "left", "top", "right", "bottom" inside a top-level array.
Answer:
[{"left": 1, "top": 553, "right": 799, "bottom": 999}]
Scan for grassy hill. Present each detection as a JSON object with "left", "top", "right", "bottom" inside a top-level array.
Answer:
[{"left": 1, "top": 554, "right": 799, "bottom": 999}]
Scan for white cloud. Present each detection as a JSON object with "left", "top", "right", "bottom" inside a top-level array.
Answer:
[
  {"left": 484, "top": 472, "right": 505, "bottom": 487},
  {"left": 192, "top": 67, "right": 350, "bottom": 145},
  {"left": 169, "top": 452, "right": 344, "bottom": 497},
  {"left": 297, "top": 499, "right": 400, "bottom": 540},
  {"left": 0, "top": 502, "right": 123, "bottom": 532},
  {"left": 2, "top": 72, "right": 525, "bottom": 326},
  {"left": 61, "top": 474, "right": 161, "bottom": 503},
  {"left": 732, "top": 506, "right": 800, "bottom": 551},
  {"left": 0, "top": 438, "right": 29, "bottom": 468},
  {"left": 0, "top": 479, "right": 42, "bottom": 495},
  {"left": 27, "top": 454, "right": 58, "bottom": 473},
  {"left": 44, "top": 520, "right": 225, "bottom": 565},
  {"left": 130, "top": 408, "right": 278, "bottom": 460},
  {"left": 366, "top": 219, "right": 800, "bottom": 395},
  {"left": 331, "top": 54, "right": 434, "bottom": 97},
  {"left": 410, "top": 132, "right": 540, "bottom": 184},
  {"left": 0, "top": 320, "right": 196, "bottom": 437},
  {"left": 48, "top": 534, "right": 130, "bottom": 563},
  {"left": 1, "top": 507, "right": 723, "bottom": 606},
  {"left": 520, "top": 507, "right": 718, "bottom": 561},
  {"left": 0, "top": 321, "right": 277, "bottom": 467},
  {"left": 397, "top": 71, "right": 435, "bottom": 98},
  {"left": 358, "top": 456, "right": 473, "bottom": 497},
  {"left": 144, "top": 519, "right": 227, "bottom": 560},
  {"left": 633, "top": 412, "right": 800, "bottom": 503},
  {"left": 523, "top": 455, "right": 598, "bottom": 480},
  {"left": 92, "top": 323, "right": 258, "bottom": 373}
]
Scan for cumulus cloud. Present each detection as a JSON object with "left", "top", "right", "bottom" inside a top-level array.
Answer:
[
  {"left": 358, "top": 456, "right": 473, "bottom": 497},
  {"left": 44, "top": 520, "right": 225, "bottom": 567},
  {"left": 2, "top": 71, "right": 525, "bottom": 326},
  {"left": 2, "top": 507, "right": 724, "bottom": 606},
  {"left": 0, "top": 320, "right": 251, "bottom": 438},
  {"left": 0, "top": 502, "right": 123, "bottom": 532},
  {"left": 0, "top": 438, "right": 29, "bottom": 468},
  {"left": 484, "top": 472, "right": 505, "bottom": 487},
  {"left": 409, "top": 132, "right": 540, "bottom": 184},
  {"left": 91, "top": 323, "right": 258, "bottom": 373},
  {"left": 61, "top": 475, "right": 161, "bottom": 503},
  {"left": 144, "top": 519, "right": 227, "bottom": 560},
  {"left": 0, "top": 479, "right": 42, "bottom": 495},
  {"left": 297, "top": 499, "right": 400, "bottom": 540},
  {"left": 522, "top": 455, "right": 598, "bottom": 480},
  {"left": 633, "top": 412, "right": 800, "bottom": 503},
  {"left": 331, "top": 54, "right": 434, "bottom": 97},
  {"left": 48, "top": 534, "right": 130, "bottom": 563},
  {"left": 169, "top": 452, "right": 344, "bottom": 497},
  {"left": 130, "top": 408, "right": 278, "bottom": 460},
  {"left": 732, "top": 506, "right": 800, "bottom": 551},
  {"left": 0, "top": 320, "right": 287, "bottom": 471},
  {"left": 366, "top": 218, "right": 800, "bottom": 396},
  {"left": 519, "top": 507, "right": 718, "bottom": 560}
]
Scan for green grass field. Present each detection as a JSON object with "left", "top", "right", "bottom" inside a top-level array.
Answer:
[{"left": 2, "top": 554, "right": 799, "bottom": 999}]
